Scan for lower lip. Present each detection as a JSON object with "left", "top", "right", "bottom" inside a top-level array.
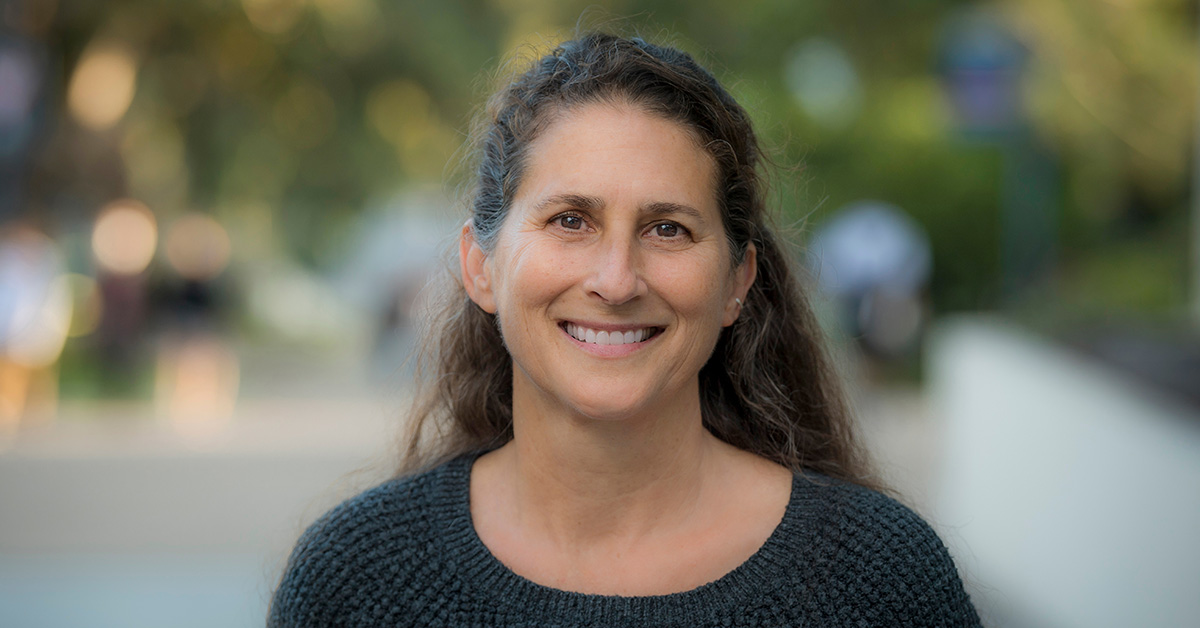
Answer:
[{"left": 560, "top": 325, "right": 659, "bottom": 357}]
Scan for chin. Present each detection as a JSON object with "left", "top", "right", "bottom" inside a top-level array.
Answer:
[
  {"left": 560, "top": 385, "right": 668, "bottom": 423},
  {"left": 569, "top": 403, "right": 649, "bottom": 423}
]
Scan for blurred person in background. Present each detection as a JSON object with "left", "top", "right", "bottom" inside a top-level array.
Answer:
[
  {"left": 0, "top": 222, "right": 64, "bottom": 433},
  {"left": 810, "top": 200, "right": 933, "bottom": 361},
  {"left": 269, "top": 32, "right": 980, "bottom": 627}
]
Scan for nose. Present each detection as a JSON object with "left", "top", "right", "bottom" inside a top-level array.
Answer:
[{"left": 583, "top": 235, "right": 646, "bottom": 305}]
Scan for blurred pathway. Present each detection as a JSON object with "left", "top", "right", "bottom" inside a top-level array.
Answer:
[
  {"left": 0, "top": 344, "right": 407, "bottom": 628},
  {"left": 0, "top": 345, "right": 944, "bottom": 627}
]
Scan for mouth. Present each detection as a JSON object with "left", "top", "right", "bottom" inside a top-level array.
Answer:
[{"left": 560, "top": 322, "right": 662, "bottom": 346}]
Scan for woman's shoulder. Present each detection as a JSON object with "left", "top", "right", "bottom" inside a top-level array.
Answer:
[
  {"left": 795, "top": 472, "right": 950, "bottom": 555},
  {"left": 785, "top": 472, "right": 981, "bottom": 626},
  {"left": 305, "top": 466, "right": 440, "bottom": 537},
  {"left": 297, "top": 456, "right": 462, "bottom": 544},
  {"left": 268, "top": 455, "right": 472, "bottom": 626}
]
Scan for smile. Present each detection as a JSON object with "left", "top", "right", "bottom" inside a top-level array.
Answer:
[{"left": 562, "top": 322, "right": 661, "bottom": 345}]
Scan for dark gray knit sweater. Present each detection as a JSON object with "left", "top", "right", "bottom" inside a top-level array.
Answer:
[{"left": 270, "top": 452, "right": 980, "bottom": 627}]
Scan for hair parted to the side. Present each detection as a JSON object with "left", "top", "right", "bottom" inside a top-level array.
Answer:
[{"left": 400, "top": 31, "right": 878, "bottom": 488}]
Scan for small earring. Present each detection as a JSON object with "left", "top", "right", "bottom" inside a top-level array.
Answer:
[{"left": 734, "top": 297, "right": 743, "bottom": 307}]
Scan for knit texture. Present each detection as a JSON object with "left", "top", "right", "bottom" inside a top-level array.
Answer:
[{"left": 269, "top": 453, "right": 980, "bottom": 627}]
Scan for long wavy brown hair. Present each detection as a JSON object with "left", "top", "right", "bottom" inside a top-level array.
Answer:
[{"left": 400, "top": 32, "right": 877, "bottom": 487}]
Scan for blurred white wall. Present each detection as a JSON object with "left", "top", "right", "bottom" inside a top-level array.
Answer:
[{"left": 929, "top": 317, "right": 1200, "bottom": 628}]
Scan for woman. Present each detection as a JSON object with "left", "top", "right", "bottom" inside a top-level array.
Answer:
[{"left": 270, "top": 33, "right": 980, "bottom": 626}]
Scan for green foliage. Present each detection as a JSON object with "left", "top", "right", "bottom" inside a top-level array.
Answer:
[{"left": 28, "top": 0, "right": 1198, "bottom": 315}]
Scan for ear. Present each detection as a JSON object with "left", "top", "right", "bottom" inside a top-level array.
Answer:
[
  {"left": 460, "top": 220, "right": 497, "bottom": 314},
  {"left": 723, "top": 242, "right": 757, "bottom": 327}
]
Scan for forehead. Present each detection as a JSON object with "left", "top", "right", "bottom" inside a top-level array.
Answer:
[{"left": 513, "top": 102, "right": 719, "bottom": 213}]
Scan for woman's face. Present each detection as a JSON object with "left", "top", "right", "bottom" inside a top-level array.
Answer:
[{"left": 461, "top": 102, "right": 756, "bottom": 422}]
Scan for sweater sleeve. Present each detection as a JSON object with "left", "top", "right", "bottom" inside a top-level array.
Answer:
[
  {"left": 819, "top": 483, "right": 982, "bottom": 627},
  {"left": 267, "top": 478, "right": 433, "bottom": 628},
  {"left": 268, "top": 495, "right": 368, "bottom": 627}
]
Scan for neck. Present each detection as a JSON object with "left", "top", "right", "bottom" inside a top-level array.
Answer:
[{"left": 491, "top": 376, "right": 721, "bottom": 547}]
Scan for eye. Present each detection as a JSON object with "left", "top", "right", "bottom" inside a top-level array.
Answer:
[
  {"left": 554, "top": 214, "right": 585, "bottom": 230},
  {"left": 651, "top": 222, "right": 689, "bottom": 240}
]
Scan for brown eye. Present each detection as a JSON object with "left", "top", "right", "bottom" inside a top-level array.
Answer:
[
  {"left": 655, "top": 223, "right": 680, "bottom": 238},
  {"left": 557, "top": 215, "right": 584, "bottom": 230}
]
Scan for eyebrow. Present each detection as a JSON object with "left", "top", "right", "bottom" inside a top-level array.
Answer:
[
  {"left": 533, "top": 194, "right": 706, "bottom": 224},
  {"left": 533, "top": 193, "right": 603, "bottom": 213},
  {"left": 642, "top": 201, "right": 705, "bottom": 223}
]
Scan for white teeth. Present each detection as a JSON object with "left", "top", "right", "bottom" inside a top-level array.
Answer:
[{"left": 566, "top": 324, "right": 655, "bottom": 345}]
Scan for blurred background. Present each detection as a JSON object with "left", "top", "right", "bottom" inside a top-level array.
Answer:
[{"left": 0, "top": 0, "right": 1196, "bottom": 626}]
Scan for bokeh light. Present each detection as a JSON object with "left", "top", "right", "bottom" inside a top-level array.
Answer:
[
  {"left": 365, "top": 79, "right": 431, "bottom": 148},
  {"left": 155, "top": 334, "right": 240, "bottom": 439},
  {"left": 311, "top": 0, "right": 383, "bottom": 57},
  {"left": 0, "top": 229, "right": 69, "bottom": 369},
  {"left": 91, "top": 199, "right": 158, "bottom": 275},
  {"left": 365, "top": 79, "right": 456, "bottom": 177},
  {"left": 0, "top": 227, "right": 65, "bottom": 435},
  {"left": 165, "top": 214, "right": 233, "bottom": 281},
  {"left": 67, "top": 40, "right": 138, "bottom": 131},
  {"left": 242, "top": 0, "right": 307, "bottom": 36},
  {"left": 63, "top": 274, "right": 103, "bottom": 338},
  {"left": 6, "top": 274, "right": 72, "bottom": 369},
  {"left": 784, "top": 38, "right": 863, "bottom": 129}
]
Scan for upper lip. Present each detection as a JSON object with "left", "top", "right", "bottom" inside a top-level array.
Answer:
[{"left": 559, "top": 319, "right": 662, "bottom": 333}]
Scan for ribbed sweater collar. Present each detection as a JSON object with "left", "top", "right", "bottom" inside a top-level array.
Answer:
[{"left": 426, "top": 451, "right": 825, "bottom": 623}]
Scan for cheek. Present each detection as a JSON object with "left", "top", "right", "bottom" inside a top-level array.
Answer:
[
  {"left": 654, "top": 255, "right": 734, "bottom": 318},
  {"left": 492, "top": 240, "right": 571, "bottom": 314}
]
